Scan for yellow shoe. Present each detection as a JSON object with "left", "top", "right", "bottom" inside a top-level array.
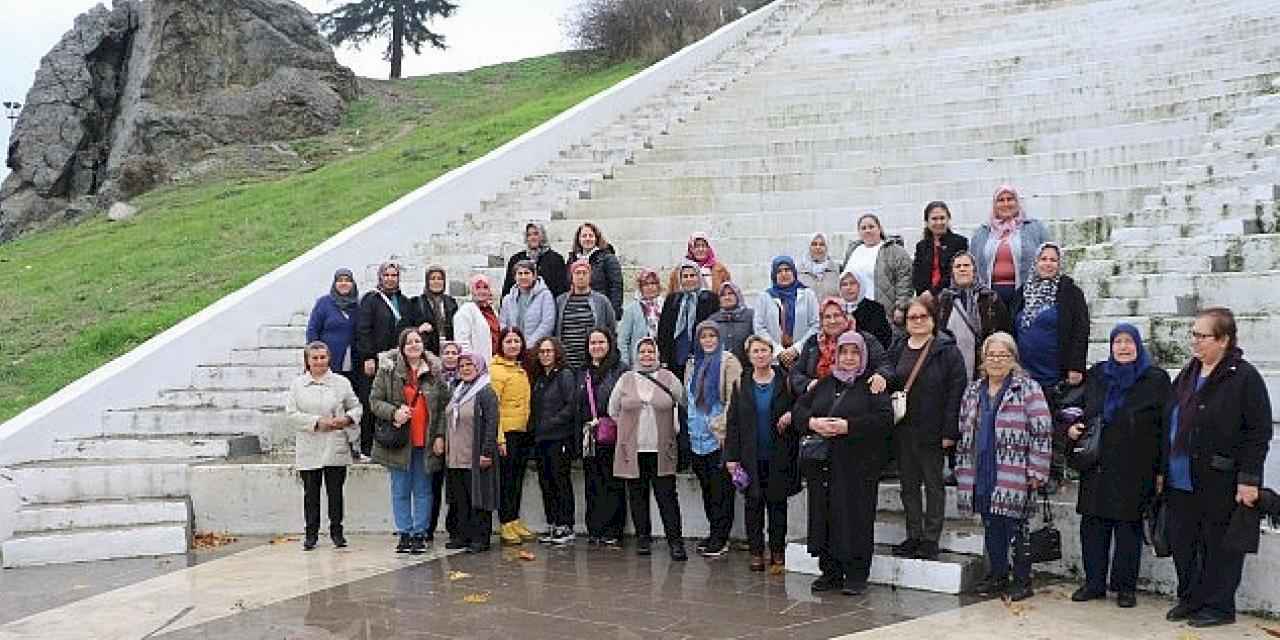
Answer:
[
  {"left": 513, "top": 520, "right": 536, "bottom": 542},
  {"left": 499, "top": 522, "right": 522, "bottom": 546}
]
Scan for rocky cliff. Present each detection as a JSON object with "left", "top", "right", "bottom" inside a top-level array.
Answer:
[{"left": 0, "top": 0, "right": 357, "bottom": 241}]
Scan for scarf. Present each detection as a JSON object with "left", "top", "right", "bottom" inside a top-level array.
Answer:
[
  {"left": 831, "top": 330, "right": 867, "bottom": 382},
  {"left": 713, "top": 281, "right": 749, "bottom": 323},
  {"left": 931, "top": 234, "right": 944, "bottom": 290},
  {"left": 439, "top": 341, "right": 461, "bottom": 387},
  {"left": 767, "top": 256, "right": 805, "bottom": 339},
  {"left": 689, "top": 321, "right": 723, "bottom": 412},
  {"left": 838, "top": 271, "right": 867, "bottom": 316},
  {"left": 989, "top": 184, "right": 1025, "bottom": 238},
  {"left": 524, "top": 223, "right": 550, "bottom": 262},
  {"left": 328, "top": 268, "right": 359, "bottom": 311},
  {"left": 816, "top": 298, "right": 849, "bottom": 380},
  {"left": 631, "top": 336, "right": 660, "bottom": 373},
  {"left": 423, "top": 266, "right": 449, "bottom": 329},
  {"left": 1101, "top": 323, "right": 1152, "bottom": 425},
  {"left": 674, "top": 259, "right": 703, "bottom": 342},
  {"left": 635, "top": 268, "right": 663, "bottom": 336},
  {"left": 686, "top": 232, "right": 718, "bottom": 268},
  {"left": 448, "top": 352, "right": 491, "bottom": 418},
  {"left": 1019, "top": 274, "right": 1060, "bottom": 330},
  {"left": 797, "top": 232, "right": 835, "bottom": 278},
  {"left": 376, "top": 261, "right": 401, "bottom": 295}
]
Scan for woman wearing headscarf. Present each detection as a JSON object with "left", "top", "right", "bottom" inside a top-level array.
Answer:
[
  {"left": 610, "top": 336, "right": 688, "bottom": 560},
  {"left": 956, "top": 332, "right": 1052, "bottom": 602},
  {"left": 499, "top": 259, "right": 556, "bottom": 347},
  {"left": 791, "top": 297, "right": 891, "bottom": 396},
  {"left": 566, "top": 222, "right": 625, "bottom": 317},
  {"left": 490, "top": 327, "right": 534, "bottom": 547},
  {"left": 752, "top": 256, "right": 819, "bottom": 369},
  {"left": 797, "top": 232, "right": 841, "bottom": 302},
  {"left": 430, "top": 340, "right": 463, "bottom": 541},
  {"left": 1161, "top": 307, "right": 1272, "bottom": 628},
  {"left": 936, "top": 252, "right": 1013, "bottom": 380},
  {"left": 306, "top": 269, "right": 359, "bottom": 379},
  {"left": 370, "top": 328, "right": 448, "bottom": 554},
  {"left": 355, "top": 262, "right": 414, "bottom": 455},
  {"left": 287, "top": 341, "right": 362, "bottom": 550},
  {"left": 619, "top": 269, "right": 664, "bottom": 368},
  {"left": 453, "top": 274, "right": 502, "bottom": 363},
  {"left": 794, "top": 331, "right": 893, "bottom": 595},
  {"left": 708, "top": 281, "right": 755, "bottom": 367},
  {"left": 440, "top": 351, "right": 500, "bottom": 553},
  {"left": 407, "top": 265, "right": 458, "bottom": 356},
  {"left": 579, "top": 327, "right": 628, "bottom": 547},
  {"left": 841, "top": 213, "right": 913, "bottom": 317},
  {"left": 1066, "top": 324, "right": 1171, "bottom": 609},
  {"left": 725, "top": 335, "right": 800, "bottom": 571},
  {"left": 684, "top": 321, "right": 742, "bottom": 557},
  {"left": 666, "top": 232, "right": 731, "bottom": 295},
  {"left": 556, "top": 258, "right": 618, "bottom": 370},
  {"left": 657, "top": 260, "right": 720, "bottom": 380},
  {"left": 502, "top": 222, "right": 568, "bottom": 299},
  {"left": 969, "top": 185, "right": 1052, "bottom": 307},
  {"left": 912, "top": 201, "right": 969, "bottom": 297},
  {"left": 836, "top": 271, "right": 892, "bottom": 350}
]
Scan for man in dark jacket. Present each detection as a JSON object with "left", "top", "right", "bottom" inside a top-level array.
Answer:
[
  {"left": 502, "top": 223, "right": 568, "bottom": 299},
  {"left": 354, "top": 262, "right": 414, "bottom": 455},
  {"left": 657, "top": 261, "right": 719, "bottom": 379}
]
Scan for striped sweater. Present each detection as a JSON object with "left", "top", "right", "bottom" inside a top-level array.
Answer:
[{"left": 955, "top": 373, "right": 1052, "bottom": 520}]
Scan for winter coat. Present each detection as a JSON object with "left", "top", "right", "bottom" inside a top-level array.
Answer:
[
  {"left": 666, "top": 262, "right": 732, "bottom": 298},
  {"left": 724, "top": 366, "right": 801, "bottom": 501},
  {"left": 1010, "top": 275, "right": 1090, "bottom": 378},
  {"left": 306, "top": 296, "right": 356, "bottom": 373},
  {"left": 567, "top": 246, "right": 625, "bottom": 317},
  {"left": 955, "top": 374, "right": 1053, "bottom": 520},
  {"left": 912, "top": 230, "right": 969, "bottom": 295},
  {"left": 887, "top": 333, "right": 969, "bottom": 443},
  {"left": 609, "top": 368, "right": 685, "bottom": 479},
  {"left": 286, "top": 371, "right": 362, "bottom": 470},
  {"left": 453, "top": 301, "right": 498, "bottom": 363},
  {"left": 936, "top": 285, "right": 1012, "bottom": 378},
  {"left": 751, "top": 288, "right": 820, "bottom": 358},
  {"left": 1076, "top": 363, "right": 1171, "bottom": 522},
  {"left": 850, "top": 298, "right": 893, "bottom": 350},
  {"left": 579, "top": 361, "right": 626, "bottom": 455},
  {"left": 797, "top": 264, "right": 841, "bottom": 303},
  {"left": 708, "top": 306, "right": 755, "bottom": 368},
  {"left": 969, "top": 218, "right": 1051, "bottom": 288},
  {"left": 405, "top": 293, "right": 458, "bottom": 355},
  {"left": 488, "top": 355, "right": 531, "bottom": 443},
  {"left": 445, "top": 384, "right": 501, "bottom": 511},
  {"left": 530, "top": 368, "right": 579, "bottom": 443},
  {"left": 368, "top": 350, "right": 449, "bottom": 473},
  {"left": 842, "top": 240, "right": 914, "bottom": 313},
  {"left": 502, "top": 248, "right": 568, "bottom": 300},
  {"left": 656, "top": 290, "right": 719, "bottom": 377},
  {"left": 499, "top": 279, "right": 557, "bottom": 346},
  {"left": 554, "top": 290, "right": 618, "bottom": 338},
  {"left": 618, "top": 297, "right": 662, "bottom": 368},
  {"left": 790, "top": 329, "right": 893, "bottom": 397},
  {"left": 355, "top": 290, "right": 413, "bottom": 366},
  {"left": 683, "top": 352, "right": 743, "bottom": 446}
]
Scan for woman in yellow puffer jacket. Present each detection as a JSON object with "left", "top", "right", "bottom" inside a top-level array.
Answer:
[{"left": 490, "top": 327, "right": 534, "bottom": 545}]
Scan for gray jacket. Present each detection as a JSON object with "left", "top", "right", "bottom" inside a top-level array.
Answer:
[
  {"left": 842, "top": 240, "right": 914, "bottom": 313},
  {"left": 969, "top": 218, "right": 1051, "bottom": 288},
  {"left": 499, "top": 278, "right": 557, "bottom": 345}
]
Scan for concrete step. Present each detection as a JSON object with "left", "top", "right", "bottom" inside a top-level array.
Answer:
[
  {"left": 228, "top": 347, "right": 303, "bottom": 366},
  {"left": 13, "top": 498, "right": 189, "bottom": 534},
  {"left": 872, "top": 511, "right": 986, "bottom": 556},
  {"left": 51, "top": 434, "right": 262, "bottom": 460},
  {"left": 190, "top": 364, "right": 301, "bottom": 388},
  {"left": 785, "top": 542, "right": 985, "bottom": 595},
  {"left": 8, "top": 460, "right": 193, "bottom": 504},
  {"left": 156, "top": 387, "right": 288, "bottom": 410},
  {"left": 100, "top": 407, "right": 279, "bottom": 438},
  {"left": 1, "top": 523, "right": 189, "bottom": 568}
]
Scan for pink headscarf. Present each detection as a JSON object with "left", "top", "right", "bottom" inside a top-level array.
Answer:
[
  {"left": 686, "top": 232, "right": 717, "bottom": 268},
  {"left": 468, "top": 274, "right": 493, "bottom": 303},
  {"left": 569, "top": 258, "right": 592, "bottom": 274},
  {"left": 990, "top": 184, "right": 1025, "bottom": 238}
]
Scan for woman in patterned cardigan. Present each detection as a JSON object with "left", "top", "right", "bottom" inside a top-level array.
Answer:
[{"left": 955, "top": 331, "right": 1052, "bottom": 602}]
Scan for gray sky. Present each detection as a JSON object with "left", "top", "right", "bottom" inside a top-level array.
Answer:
[{"left": 0, "top": 0, "right": 579, "bottom": 180}]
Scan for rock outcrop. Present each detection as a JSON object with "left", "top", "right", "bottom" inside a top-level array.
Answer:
[{"left": 0, "top": 0, "right": 357, "bottom": 241}]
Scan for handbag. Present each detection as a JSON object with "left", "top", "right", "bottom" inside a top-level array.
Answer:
[
  {"left": 374, "top": 384, "right": 421, "bottom": 450},
  {"left": 1144, "top": 494, "right": 1172, "bottom": 558},
  {"left": 585, "top": 372, "right": 617, "bottom": 446},
  {"left": 1066, "top": 415, "right": 1105, "bottom": 473},
  {"left": 890, "top": 337, "right": 931, "bottom": 423},
  {"left": 799, "top": 434, "right": 829, "bottom": 462},
  {"left": 1020, "top": 493, "right": 1063, "bottom": 564}
]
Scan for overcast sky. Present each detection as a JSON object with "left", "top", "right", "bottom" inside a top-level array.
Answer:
[{"left": 0, "top": 0, "right": 579, "bottom": 180}]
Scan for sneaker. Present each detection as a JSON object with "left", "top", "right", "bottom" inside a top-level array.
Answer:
[
  {"left": 700, "top": 540, "right": 728, "bottom": 558},
  {"left": 499, "top": 522, "right": 522, "bottom": 547},
  {"left": 587, "top": 536, "right": 602, "bottom": 545},
  {"left": 973, "top": 574, "right": 1007, "bottom": 596},
  {"left": 602, "top": 536, "right": 622, "bottom": 548},
  {"left": 1116, "top": 592, "right": 1136, "bottom": 608},
  {"left": 695, "top": 538, "right": 711, "bottom": 553},
  {"left": 1071, "top": 586, "right": 1105, "bottom": 602},
  {"left": 395, "top": 533, "right": 412, "bottom": 553},
  {"left": 549, "top": 526, "right": 576, "bottom": 545},
  {"left": 912, "top": 541, "right": 939, "bottom": 560},
  {"left": 512, "top": 520, "right": 537, "bottom": 542},
  {"left": 891, "top": 539, "right": 920, "bottom": 558},
  {"left": 331, "top": 532, "right": 348, "bottom": 549},
  {"left": 303, "top": 536, "right": 318, "bottom": 551},
  {"left": 669, "top": 541, "right": 688, "bottom": 562},
  {"left": 841, "top": 579, "right": 868, "bottom": 596},
  {"left": 444, "top": 538, "right": 468, "bottom": 550},
  {"left": 636, "top": 537, "right": 652, "bottom": 556},
  {"left": 538, "top": 529, "right": 558, "bottom": 544},
  {"left": 810, "top": 574, "right": 842, "bottom": 593}
]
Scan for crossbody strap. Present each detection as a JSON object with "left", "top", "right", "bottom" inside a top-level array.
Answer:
[{"left": 902, "top": 337, "right": 933, "bottom": 394}]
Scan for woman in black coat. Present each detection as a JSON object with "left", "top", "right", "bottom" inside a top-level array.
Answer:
[
  {"left": 912, "top": 201, "right": 969, "bottom": 296},
  {"left": 501, "top": 223, "right": 568, "bottom": 299},
  {"left": 725, "top": 335, "right": 800, "bottom": 572},
  {"left": 1160, "top": 308, "right": 1273, "bottom": 628},
  {"left": 793, "top": 330, "right": 894, "bottom": 596},
  {"left": 407, "top": 265, "right": 459, "bottom": 356},
  {"left": 578, "top": 327, "right": 629, "bottom": 546},
  {"left": 566, "top": 222, "right": 625, "bottom": 317},
  {"left": 1009, "top": 243, "right": 1089, "bottom": 391},
  {"left": 1066, "top": 324, "right": 1171, "bottom": 608},
  {"left": 528, "top": 336, "right": 579, "bottom": 545}
]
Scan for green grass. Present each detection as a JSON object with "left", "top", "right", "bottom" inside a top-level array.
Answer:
[{"left": 0, "top": 53, "right": 642, "bottom": 422}]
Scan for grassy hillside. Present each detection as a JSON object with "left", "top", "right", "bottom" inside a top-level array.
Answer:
[{"left": 0, "top": 53, "right": 642, "bottom": 422}]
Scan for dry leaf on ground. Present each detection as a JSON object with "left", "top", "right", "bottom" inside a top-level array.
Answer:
[
  {"left": 463, "top": 592, "right": 491, "bottom": 604},
  {"left": 768, "top": 564, "right": 786, "bottom": 575},
  {"left": 518, "top": 550, "right": 536, "bottom": 561},
  {"left": 447, "top": 570, "right": 471, "bottom": 581},
  {"left": 1258, "top": 626, "right": 1280, "bottom": 639},
  {"left": 269, "top": 535, "right": 298, "bottom": 545},
  {"left": 192, "top": 531, "right": 238, "bottom": 550}
]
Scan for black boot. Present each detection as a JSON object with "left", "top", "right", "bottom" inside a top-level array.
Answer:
[
  {"left": 395, "top": 533, "right": 412, "bottom": 553},
  {"left": 810, "top": 574, "right": 842, "bottom": 593},
  {"left": 636, "top": 537, "right": 652, "bottom": 556},
  {"left": 409, "top": 535, "right": 426, "bottom": 554},
  {"left": 669, "top": 539, "right": 688, "bottom": 562},
  {"left": 303, "top": 535, "right": 318, "bottom": 551},
  {"left": 330, "top": 526, "right": 347, "bottom": 548}
]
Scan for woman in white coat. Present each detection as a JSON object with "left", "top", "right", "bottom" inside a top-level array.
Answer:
[{"left": 453, "top": 274, "right": 501, "bottom": 362}]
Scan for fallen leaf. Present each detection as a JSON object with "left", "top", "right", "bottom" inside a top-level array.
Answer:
[
  {"left": 463, "top": 592, "right": 491, "bottom": 604},
  {"left": 192, "top": 531, "right": 238, "bottom": 550},
  {"left": 768, "top": 564, "right": 786, "bottom": 576},
  {"left": 518, "top": 550, "right": 536, "bottom": 561},
  {"left": 1177, "top": 632, "right": 1201, "bottom": 640},
  {"left": 269, "top": 535, "right": 298, "bottom": 545},
  {"left": 1257, "top": 626, "right": 1280, "bottom": 639},
  {"left": 447, "top": 570, "right": 472, "bottom": 581}
]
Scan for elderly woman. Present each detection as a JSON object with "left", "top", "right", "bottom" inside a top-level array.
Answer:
[
  {"left": 528, "top": 337, "right": 578, "bottom": 545},
  {"left": 306, "top": 269, "right": 359, "bottom": 379},
  {"left": 684, "top": 321, "right": 743, "bottom": 558},
  {"left": 708, "top": 281, "right": 755, "bottom": 367},
  {"left": 666, "top": 231, "right": 731, "bottom": 294},
  {"left": 453, "top": 274, "right": 501, "bottom": 363},
  {"left": 936, "top": 252, "right": 1013, "bottom": 380},
  {"left": 370, "top": 329, "right": 448, "bottom": 554},
  {"left": 610, "top": 336, "right": 688, "bottom": 560},
  {"left": 1161, "top": 308, "right": 1273, "bottom": 628},
  {"left": 970, "top": 185, "right": 1052, "bottom": 307},
  {"left": 956, "top": 332, "right": 1052, "bottom": 602},
  {"left": 287, "top": 341, "right": 363, "bottom": 550},
  {"left": 406, "top": 266, "right": 458, "bottom": 356},
  {"left": 439, "top": 351, "right": 500, "bottom": 554},
  {"left": 491, "top": 328, "right": 533, "bottom": 547},
  {"left": 841, "top": 213, "right": 913, "bottom": 317},
  {"left": 502, "top": 222, "right": 568, "bottom": 299},
  {"left": 791, "top": 297, "right": 891, "bottom": 396},
  {"left": 499, "top": 260, "right": 556, "bottom": 347},
  {"left": 619, "top": 269, "right": 664, "bottom": 368},
  {"left": 912, "top": 201, "right": 969, "bottom": 296},
  {"left": 887, "top": 297, "right": 968, "bottom": 561},
  {"left": 794, "top": 331, "right": 893, "bottom": 595},
  {"left": 837, "top": 271, "right": 892, "bottom": 349},
  {"left": 725, "top": 335, "right": 800, "bottom": 571},
  {"left": 1066, "top": 324, "right": 1171, "bottom": 609},
  {"left": 797, "top": 232, "right": 841, "bottom": 301},
  {"left": 579, "top": 327, "right": 628, "bottom": 547},
  {"left": 752, "top": 256, "right": 819, "bottom": 369},
  {"left": 566, "top": 222, "right": 625, "bottom": 317},
  {"left": 658, "top": 259, "right": 719, "bottom": 380}
]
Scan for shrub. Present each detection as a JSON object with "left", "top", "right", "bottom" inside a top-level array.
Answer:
[{"left": 565, "top": 0, "right": 774, "bottom": 62}]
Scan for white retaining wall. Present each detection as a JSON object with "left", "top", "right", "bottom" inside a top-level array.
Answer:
[{"left": 0, "top": 2, "right": 782, "bottom": 468}]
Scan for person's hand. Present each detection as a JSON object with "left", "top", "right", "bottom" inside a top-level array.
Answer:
[
  {"left": 479, "top": 455, "right": 493, "bottom": 470},
  {"left": 1155, "top": 474, "right": 1164, "bottom": 494},
  {"left": 868, "top": 374, "right": 887, "bottom": 394},
  {"left": 419, "top": 322, "right": 434, "bottom": 334},
  {"left": 726, "top": 461, "right": 741, "bottom": 475},
  {"left": 394, "top": 404, "right": 411, "bottom": 426},
  {"left": 433, "top": 438, "right": 445, "bottom": 456},
  {"left": 315, "top": 417, "right": 332, "bottom": 431},
  {"left": 364, "top": 359, "right": 376, "bottom": 377},
  {"left": 1028, "top": 478, "right": 1042, "bottom": 491},
  {"left": 499, "top": 443, "right": 508, "bottom": 457},
  {"left": 776, "top": 411, "right": 792, "bottom": 432},
  {"left": 779, "top": 348, "right": 799, "bottom": 368},
  {"left": 942, "top": 438, "right": 956, "bottom": 449},
  {"left": 1237, "top": 484, "right": 1260, "bottom": 507},
  {"left": 1067, "top": 423, "right": 1085, "bottom": 441},
  {"left": 827, "top": 418, "right": 849, "bottom": 435},
  {"left": 1067, "top": 370, "right": 1084, "bottom": 386}
]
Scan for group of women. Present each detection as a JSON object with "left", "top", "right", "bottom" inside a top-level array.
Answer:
[{"left": 287, "top": 185, "right": 1271, "bottom": 627}]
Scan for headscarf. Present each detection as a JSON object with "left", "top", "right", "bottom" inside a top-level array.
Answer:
[
  {"left": 713, "top": 281, "right": 749, "bottom": 322},
  {"left": 1018, "top": 242, "right": 1063, "bottom": 330},
  {"left": 1100, "top": 323, "right": 1152, "bottom": 424},
  {"left": 946, "top": 251, "right": 980, "bottom": 312},
  {"left": 989, "top": 184, "right": 1026, "bottom": 238},
  {"left": 439, "top": 341, "right": 461, "bottom": 386},
  {"left": 831, "top": 330, "right": 868, "bottom": 383},
  {"left": 448, "top": 352, "right": 491, "bottom": 425},
  {"left": 569, "top": 258, "right": 592, "bottom": 289},
  {"left": 674, "top": 259, "right": 703, "bottom": 342},
  {"left": 689, "top": 321, "right": 723, "bottom": 412},
  {"left": 817, "top": 298, "right": 850, "bottom": 380},
  {"left": 376, "top": 262, "right": 401, "bottom": 294},
  {"left": 524, "top": 223, "right": 550, "bottom": 262},
  {"left": 632, "top": 335, "right": 660, "bottom": 373},
  {"left": 635, "top": 268, "right": 663, "bottom": 336},
  {"left": 685, "top": 232, "right": 718, "bottom": 268},
  {"left": 838, "top": 271, "right": 867, "bottom": 316},
  {"left": 797, "top": 232, "right": 836, "bottom": 278},
  {"left": 767, "top": 256, "right": 805, "bottom": 339},
  {"left": 328, "top": 268, "right": 359, "bottom": 311},
  {"left": 469, "top": 274, "right": 494, "bottom": 302}
]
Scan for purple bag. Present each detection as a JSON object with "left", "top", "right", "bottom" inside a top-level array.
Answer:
[
  {"left": 730, "top": 465, "right": 751, "bottom": 492},
  {"left": 586, "top": 372, "right": 617, "bottom": 446}
]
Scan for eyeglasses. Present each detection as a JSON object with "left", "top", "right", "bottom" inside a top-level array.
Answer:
[
  {"left": 906, "top": 314, "right": 931, "bottom": 321},
  {"left": 984, "top": 353, "right": 1014, "bottom": 361},
  {"left": 1189, "top": 330, "right": 1217, "bottom": 341}
]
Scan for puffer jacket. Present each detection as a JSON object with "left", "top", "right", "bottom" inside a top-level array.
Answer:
[
  {"left": 499, "top": 278, "right": 557, "bottom": 346},
  {"left": 488, "top": 354, "right": 531, "bottom": 444}
]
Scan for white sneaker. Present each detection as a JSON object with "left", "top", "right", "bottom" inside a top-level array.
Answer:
[{"left": 549, "top": 526, "right": 576, "bottom": 545}]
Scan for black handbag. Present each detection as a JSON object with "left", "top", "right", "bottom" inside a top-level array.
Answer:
[
  {"left": 1067, "top": 415, "right": 1104, "bottom": 473},
  {"left": 1144, "top": 493, "right": 1172, "bottom": 557},
  {"left": 799, "top": 435, "right": 829, "bottom": 462},
  {"left": 374, "top": 386, "right": 419, "bottom": 450},
  {"left": 1020, "top": 494, "right": 1062, "bottom": 564}
]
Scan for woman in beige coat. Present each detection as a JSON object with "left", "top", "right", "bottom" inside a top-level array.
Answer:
[{"left": 286, "top": 341, "right": 363, "bottom": 551}]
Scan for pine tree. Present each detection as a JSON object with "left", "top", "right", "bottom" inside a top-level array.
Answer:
[{"left": 317, "top": 0, "right": 460, "bottom": 80}]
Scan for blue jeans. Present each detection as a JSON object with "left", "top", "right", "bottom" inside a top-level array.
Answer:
[
  {"left": 390, "top": 447, "right": 433, "bottom": 535},
  {"left": 982, "top": 513, "right": 1030, "bottom": 581}
]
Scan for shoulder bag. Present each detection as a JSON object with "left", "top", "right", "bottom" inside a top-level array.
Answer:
[
  {"left": 890, "top": 338, "right": 931, "bottom": 423},
  {"left": 374, "top": 383, "right": 418, "bottom": 450},
  {"left": 1066, "top": 414, "right": 1104, "bottom": 473},
  {"left": 585, "top": 372, "right": 617, "bottom": 446},
  {"left": 1019, "top": 493, "right": 1063, "bottom": 564}
]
